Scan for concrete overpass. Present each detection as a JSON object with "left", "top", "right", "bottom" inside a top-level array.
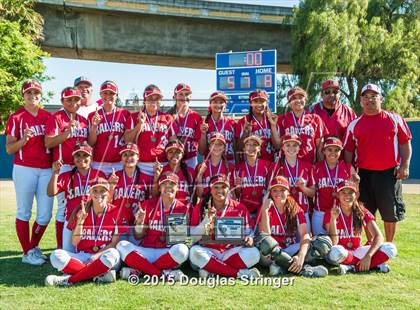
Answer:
[{"left": 36, "top": 0, "right": 293, "bottom": 72}]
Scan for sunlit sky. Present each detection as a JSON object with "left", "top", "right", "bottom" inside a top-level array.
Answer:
[{"left": 42, "top": 0, "right": 300, "bottom": 106}]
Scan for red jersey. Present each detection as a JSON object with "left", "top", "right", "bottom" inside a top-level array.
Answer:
[
  {"left": 67, "top": 203, "right": 128, "bottom": 254},
  {"left": 199, "top": 115, "right": 236, "bottom": 162},
  {"left": 5, "top": 107, "right": 52, "bottom": 168},
  {"left": 278, "top": 111, "right": 326, "bottom": 163},
  {"left": 196, "top": 159, "right": 235, "bottom": 197},
  {"left": 140, "top": 198, "right": 189, "bottom": 248},
  {"left": 235, "top": 159, "right": 271, "bottom": 213},
  {"left": 88, "top": 107, "right": 132, "bottom": 163},
  {"left": 344, "top": 111, "right": 412, "bottom": 171},
  {"left": 57, "top": 168, "right": 106, "bottom": 222},
  {"left": 263, "top": 202, "right": 307, "bottom": 248},
  {"left": 235, "top": 114, "right": 275, "bottom": 161},
  {"left": 313, "top": 160, "right": 352, "bottom": 212},
  {"left": 309, "top": 101, "right": 356, "bottom": 141},
  {"left": 131, "top": 110, "right": 172, "bottom": 162},
  {"left": 170, "top": 109, "right": 203, "bottom": 159},
  {"left": 45, "top": 109, "right": 89, "bottom": 164},
  {"left": 162, "top": 165, "right": 195, "bottom": 206},
  {"left": 323, "top": 207, "right": 375, "bottom": 251},
  {"left": 112, "top": 169, "right": 152, "bottom": 226},
  {"left": 272, "top": 159, "right": 314, "bottom": 213},
  {"left": 191, "top": 199, "right": 252, "bottom": 252}
]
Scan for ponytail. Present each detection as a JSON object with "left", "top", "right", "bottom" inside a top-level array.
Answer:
[{"left": 352, "top": 201, "right": 365, "bottom": 235}]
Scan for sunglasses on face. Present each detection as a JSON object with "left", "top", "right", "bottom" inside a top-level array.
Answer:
[{"left": 323, "top": 89, "right": 339, "bottom": 95}]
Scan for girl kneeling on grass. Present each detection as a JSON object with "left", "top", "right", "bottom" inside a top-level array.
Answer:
[
  {"left": 257, "top": 176, "right": 329, "bottom": 278},
  {"left": 324, "top": 181, "right": 397, "bottom": 274},
  {"left": 45, "top": 178, "right": 124, "bottom": 286}
]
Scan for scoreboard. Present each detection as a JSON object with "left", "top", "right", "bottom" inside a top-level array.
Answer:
[{"left": 216, "top": 50, "right": 277, "bottom": 114}]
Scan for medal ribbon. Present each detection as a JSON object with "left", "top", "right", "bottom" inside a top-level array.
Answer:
[
  {"left": 211, "top": 115, "right": 225, "bottom": 134},
  {"left": 209, "top": 160, "right": 222, "bottom": 178},
  {"left": 77, "top": 168, "right": 91, "bottom": 198},
  {"left": 123, "top": 169, "right": 138, "bottom": 198},
  {"left": 91, "top": 205, "right": 108, "bottom": 244},
  {"left": 291, "top": 111, "right": 305, "bottom": 134},
  {"left": 245, "top": 159, "right": 258, "bottom": 188},
  {"left": 159, "top": 198, "right": 176, "bottom": 227},
  {"left": 339, "top": 208, "right": 353, "bottom": 238},
  {"left": 101, "top": 107, "right": 116, "bottom": 135},
  {"left": 145, "top": 111, "right": 158, "bottom": 136},
  {"left": 176, "top": 109, "right": 190, "bottom": 138},
  {"left": 284, "top": 159, "right": 299, "bottom": 186},
  {"left": 273, "top": 203, "right": 286, "bottom": 235},
  {"left": 324, "top": 161, "right": 339, "bottom": 189},
  {"left": 252, "top": 114, "right": 268, "bottom": 133}
]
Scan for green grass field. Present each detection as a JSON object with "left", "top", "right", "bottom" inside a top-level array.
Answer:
[{"left": 0, "top": 182, "right": 419, "bottom": 309}]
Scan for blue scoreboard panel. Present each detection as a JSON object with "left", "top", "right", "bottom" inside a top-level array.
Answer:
[{"left": 216, "top": 50, "right": 277, "bottom": 114}]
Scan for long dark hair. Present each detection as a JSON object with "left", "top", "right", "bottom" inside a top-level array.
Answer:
[
  {"left": 272, "top": 195, "right": 300, "bottom": 236},
  {"left": 351, "top": 201, "right": 365, "bottom": 236}
]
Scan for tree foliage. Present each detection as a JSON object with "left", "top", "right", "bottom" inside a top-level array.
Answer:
[
  {"left": 0, "top": 0, "right": 49, "bottom": 130},
  {"left": 291, "top": 0, "right": 419, "bottom": 116}
]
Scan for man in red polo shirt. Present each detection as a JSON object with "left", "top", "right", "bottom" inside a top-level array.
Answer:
[
  {"left": 309, "top": 79, "right": 356, "bottom": 140},
  {"left": 343, "top": 83, "right": 412, "bottom": 243}
]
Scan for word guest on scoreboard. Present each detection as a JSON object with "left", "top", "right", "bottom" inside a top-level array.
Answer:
[{"left": 216, "top": 50, "right": 277, "bottom": 114}]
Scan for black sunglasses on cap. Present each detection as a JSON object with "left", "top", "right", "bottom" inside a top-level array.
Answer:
[{"left": 323, "top": 89, "right": 339, "bottom": 95}]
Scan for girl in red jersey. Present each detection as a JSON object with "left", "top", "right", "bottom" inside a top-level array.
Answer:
[
  {"left": 272, "top": 134, "right": 315, "bottom": 232},
  {"left": 198, "top": 91, "right": 236, "bottom": 164},
  {"left": 45, "top": 87, "right": 89, "bottom": 249},
  {"left": 116, "top": 172, "right": 189, "bottom": 281},
  {"left": 168, "top": 83, "right": 203, "bottom": 169},
  {"left": 189, "top": 174, "right": 261, "bottom": 279},
  {"left": 152, "top": 140, "right": 195, "bottom": 207},
  {"left": 88, "top": 81, "right": 132, "bottom": 176},
  {"left": 312, "top": 137, "right": 358, "bottom": 235},
  {"left": 257, "top": 176, "right": 328, "bottom": 277},
  {"left": 5, "top": 80, "right": 54, "bottom": 265},
  {"left": 277, "top": 87, "right": 326, "bottom": 163},
  {"left": 111, "top": 143, "right": 151, "bottom": 241},
  {"left": 196, "top": 132, "right": 234, "bottom": 199},
  {"left": 234, "top": 135, "right": 271, "bottom": 218},
  {"left": 47, "top": 144, "right": 106, "bottom": 252},
  {"left": 325, "top": 181, "right": 397, "bottom": 274},
  {"left": 46, "top": 178, "right": 125, "bottom": 286},
  {"left": 124, "top": 84, "right": 172, "bottom": 177},
  {"left": 235, "top": 90, "right": 280, "bottom": 162}
]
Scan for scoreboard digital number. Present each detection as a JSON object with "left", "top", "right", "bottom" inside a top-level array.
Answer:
[{"left": 216, "top": 50, "right": 277, "bottom": 114}]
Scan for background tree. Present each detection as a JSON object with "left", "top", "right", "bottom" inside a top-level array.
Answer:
[
  {"left": 291, "top": 0, "right": 419, "bottom": 116},
  {"left": 0, "top": 0, "right": 50, "bottom": 130}
]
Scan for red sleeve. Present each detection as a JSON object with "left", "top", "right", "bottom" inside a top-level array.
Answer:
[
  {"left": 190, "top": 204, "right": 201, "bottom": 226},
  {"left": 66, "top": 210, "right": 79, "bottom": 230},
  {"left": 115, "top": 208, "right": 130, "bottom": 235},
  {"left": 187, "top": 167, "right": 197, "bottom": 182},
  {"left": 193, "top": 114, "right": 203, "bottom": 141},
  {"left": 44, "top": 114, "right": 58, "bottom": 136},
  {"left": 304, "top": 162, "right": 315, "bottom": 187},
  {"left": 234, "top": 117, "right": 245, "bottom": 139},
  {"left": 343, "top": 127, "right": 355, "bottom": 153},
  {"left": 323, "top": 211, "right": 331, "bottom": 225},
  {"left": 5, "top": 114, "right": 17, "bottom": 137},
  {"left": 297, "top": 209, "right": 307, "bottom": 225},
  {"left": 56, "top": 173, "right": 68, "bottom": 193},
  {"left": 395, "top": 114, "right": 412, "bottom": 145},
  {"left": 142, "top": 200, "right": 152, "bottom": 225},
  {"left": 124, "top": 111, "right": 134, "bottom": 131},
  {"left": 314, "top": 114, "right": 324, "bottom": 140},
  {"left": 362, "top": 208, "right": 375, "bottom": 225},
  {"left": 276, "top": 115, "right": 285, "bottom": 137}
]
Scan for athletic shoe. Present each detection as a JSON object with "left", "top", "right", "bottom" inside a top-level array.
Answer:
[
  {"left": 301, "top": 264, "right": 329, "bottom": 278},
  {"left": 120, "top": 267, "right": 141, "bottom": 280},
  {"left": 377, "top": 263, "right": 390, "bottom": 273},
  {"left": 163, "top": 269, "right": 185, "bottom": 281},
  {"left": 237, "top": 267, "right": 261, "bottom": 279},
  {"left": 269, "top": 263, "right": 287, "bottom": 276},
  {"left": 337, "top": 264, "right": 355, "bottom": 275},
  {"left": 198, "top": 269, "right": 214, "bottom": 279},
  {"left": 45, "top": 275, "right": 71, "bottom": 286},
  {"left": 93, "top": 270, "right": 117, "bottom": 283},
  {"left": 22, "top": 249, "right": 46, "bottom": 266},
  {"left": 33, "top": 247, "right": 48, "bottom": 260}
]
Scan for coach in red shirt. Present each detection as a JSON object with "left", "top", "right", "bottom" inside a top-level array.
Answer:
[
  {"left": 309, "top": 79, "right": 356, "bottom": 140},
  {"left": 343, "top": 84, "right": 412, "bottom": 243}
]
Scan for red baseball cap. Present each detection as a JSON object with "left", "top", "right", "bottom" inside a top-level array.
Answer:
[
  {"left": 159, "top": 172, "right": 179, "bottom": 186},
  {"left": 209, "top": 132, "right": 226, "bottom": 145},
  {"left": 165, "top": 140, "right": 184, "bottom": 153},
  {"left": 323, "top": 137, "right": 343, "bottom": 150},
  {"left": 100, "top": 81, "right": 118, "bottom": 94},
  {"left": 89, "top": 177, "right": 110, "bottom": 192},
  {"left": 244, "top": 134, "right": 263, "bottom": 146},
  {"left": 61, "top": 87, "right": 82, "bottom": 100},
  {"left": 361, "top": 83, "right": 381, "bottom": 95},
  {"left": 119, "top": 143, "right": 139, "bottom": 155},
  {"left": 249, "top": 90, "right": 268, "bottom": 102},
  {"left": 269, "top": 176, "right": 290, "bottom": 191},
  {"left": 143, "top": 85, "right": 163, "bottom": 99},
  {"left": 174, "top": 83, "right": 192, "bottom": 94},
  {"left": 287, "top": 86, "right": 307, "bottom": 101},
  {"left": 72, "top": 143, "right": 93, "bottom": 157},
  {"left": 209, "top": 174, "right": 230, "bottom": 188},
  {"left": 21, "top": 80, "right": 42, "bottom": 94},
  {"left": 210, "top": 91, "right": 227, "bottom": 102},
  {"left": 321, "top": 79, "right": 340, "bottom": 91},
  {"left": 282, "top": 134, "right": 301, "bottom": 145},
  {"left": 336, "top": 180, "right": 358, "bottom": 193}
]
